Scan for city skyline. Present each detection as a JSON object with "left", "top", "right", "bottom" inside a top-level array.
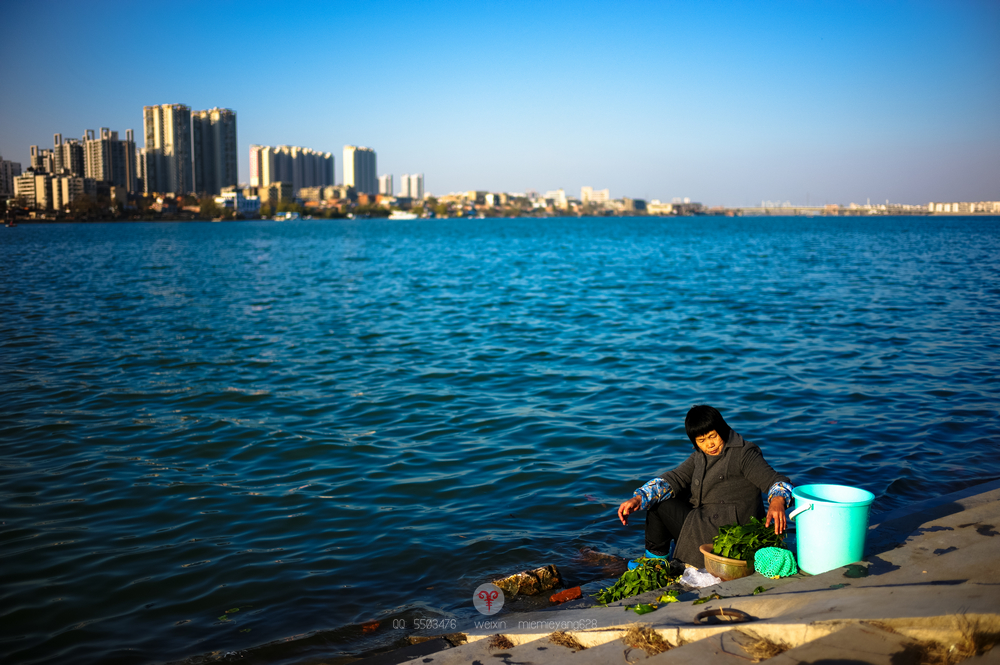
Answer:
[{"left": 1, "top": 0, "right": 997, "bottom": 207}]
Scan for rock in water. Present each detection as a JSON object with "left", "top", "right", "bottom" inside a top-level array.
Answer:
[{"left": 492, "top": 565, "right": 561, "bottom": 596}]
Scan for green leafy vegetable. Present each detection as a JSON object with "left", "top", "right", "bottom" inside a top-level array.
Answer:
[
  {"left": 625, "top": 603, "right": 658, "bottom": 615},
  {"left": 752, "top": 586, "right": 768, "bottom": 595},
  {"left": 711, "top": 517, "right": 785, "bottom": 561},
  {"left": 657, "top": 590, "right": 680, "bottom": 603},
  {"left": 593, "top": 558, "right": 679, "bottom": 605},
  {"left": 693, "top": 592, "right": 726, "bottom": 605}
]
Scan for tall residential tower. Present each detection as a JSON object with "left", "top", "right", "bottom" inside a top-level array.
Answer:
[
  {"left": 399, "top": 173, "right": 424, "bottom": 200},
  {"left": 52, "top": 134, "right": 84, "bottom": 177},
  {"left": 0, "top": 154, "right": 22, "bottom": 198},
  {"left": 83, "top": 128, "right": 137, "bottom": 192},
  {"left": 192, "top": 108, "right": 238, "bottom": 195},
  {"left": 378, "top": 174, "right": 393, "bottom": 196},
  {"left": 142, "top": 104, "right": 192, "bottom": 194},
  {"left": 343, "top": 146, "right": 376, "bottom": 195}
]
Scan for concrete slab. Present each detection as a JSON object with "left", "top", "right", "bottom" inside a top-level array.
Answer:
[
  {"left": 866, "top": 478, "right": 1000, "bottom": 556},
  {"left": 644, "top": 628, "right": 758, "bottom": 663},
  {"left": 546, "top": 637, "right": 650, "bottom": 664},
  {"left": 765, "top": 622, "right": 912, "bottom": 665}
]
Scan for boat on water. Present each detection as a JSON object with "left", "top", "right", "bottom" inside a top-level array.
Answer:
[
  {"left": 273, "top": 212, "right": 301, "bottom": 221},
  {"left": 388, "top": 210, "right": 418, "bottom": 220}
]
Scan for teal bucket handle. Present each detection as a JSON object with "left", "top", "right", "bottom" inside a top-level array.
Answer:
[{"left": 788, "top": 503, "right": 812, "bottom": 521}]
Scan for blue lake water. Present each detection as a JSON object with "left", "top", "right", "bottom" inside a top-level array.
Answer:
[{"left": 1, "top": 216, "right": 999, "bottom": 664}]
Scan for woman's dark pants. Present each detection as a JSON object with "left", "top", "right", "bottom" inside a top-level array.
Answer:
[{"left": 644, "top": 497, "right": 692, "bottom": 557}]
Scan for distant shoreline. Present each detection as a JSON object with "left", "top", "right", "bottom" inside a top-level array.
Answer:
[{"left": 7, "top": 212, "right": 1000, "bottom": 224}]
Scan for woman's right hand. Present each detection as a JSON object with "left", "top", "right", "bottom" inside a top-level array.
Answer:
[{"left": 618, "top": 496, "right": 641, "bottom": 525}]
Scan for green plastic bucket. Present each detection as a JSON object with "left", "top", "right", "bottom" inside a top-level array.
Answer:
[{"left": 788, "top": 484, "right": 875, "bottom": 575}]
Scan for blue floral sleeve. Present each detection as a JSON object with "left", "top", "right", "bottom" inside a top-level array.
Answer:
[
  {"left": 767, "top": 481, "right": 794, "bottom": 506},
  {"left": 633, "top": 477, "right": 674, "bottom": 510}
]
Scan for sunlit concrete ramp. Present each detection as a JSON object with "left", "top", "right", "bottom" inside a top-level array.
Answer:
[{"left": 379, "top": 479, "right": 1000, "bottom": 664}]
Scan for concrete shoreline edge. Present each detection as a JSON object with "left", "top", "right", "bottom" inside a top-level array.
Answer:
[{"left": 349, "top": 477, "right": 1000, "bottom": 664}]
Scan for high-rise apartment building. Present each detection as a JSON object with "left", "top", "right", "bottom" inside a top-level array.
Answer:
[
  {"left": 192, "top": 108, "right": 238, "bottom": 195},
  {"left": 249, "top": 144, "right": 333, "bottom": 193},
  {"left": 249, "top": 146, "right": 263, "bottom": 188},
  {"left": 399, "top": 173, "right": 424, "bottom": 200},
  {"left": 83, "top": 128, "right": 137, "bottom": 192},
  {"left": 1, "top": 155, "right": 24, "bottom": 197},
  {"left": 53, "top": 134, "right": 85, "bottom": 177},
  {"left": 378, "top": 174, "right": 393, "bottom": 196},
  {"left": 343, "top": 146, "right": 377, "bottom": 195},
  {"left": 142, "top": 103, "right": 192, "bottom": 194},
  {"left": 29, "top": 146, "right": 55, "bottom": 173}
]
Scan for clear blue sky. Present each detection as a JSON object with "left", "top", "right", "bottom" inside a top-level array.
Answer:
[{"left": 1, "top": 0, "right": 998, "bottom": 206}]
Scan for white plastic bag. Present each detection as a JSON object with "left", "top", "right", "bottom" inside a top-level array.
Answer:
[{"left": 680, "top": 567, "right": 722, "bottom": 588}]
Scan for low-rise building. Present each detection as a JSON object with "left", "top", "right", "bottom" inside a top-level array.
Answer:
[
  {"left": 647, "top": 200, "right": 673, "bottom": 215},
  {"left": 215, "top": 190, "right": 260, "bottom": 216},
  {"left": 51, "top": 175, "right": 96, "bottom": 209},
  {"left": 928, "top": 201, "right": 972, "bottom": 214},
  {"left": 109, "top": 186, "right": 128, "bottom": 208},
  {"left": 929, "top": 201, "right": 1000, "bottom": 214},
  {"left": 323, "top": 184, "right": 355, "bottom": 201},
  {"left": 647, "top": 199, "right": 702, "bottom": 215},
  {"left": 152, "top": 196, "right": 177, "bottom": 213},
  {"left": 620, "top": 197, "right": 646, "bottom": 213},
  {"left": 258, "top": 181, "right": 293, "bottom": 207},
  {"left": 298, "top": 186, "right": 324, "bottom": 202},
  {"left": 463, "top": 190, "right": 486, "bottom": 205},
  {"left": 542, "top": 189, "right": 567, "bottom": 208},
  {"left": 14, "top": 171, "right": 52, "bottom": 210},
  {"left": 581, "top": 186, "right": 610, "bottom": 204}
]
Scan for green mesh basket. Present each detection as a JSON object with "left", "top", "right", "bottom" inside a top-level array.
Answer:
[{"left": 754, "top": 547, "right": 798, "bottom": 578}]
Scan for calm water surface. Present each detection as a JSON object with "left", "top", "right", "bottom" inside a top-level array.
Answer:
[{"left": 1, "top": 216, "right": 998, "bottom": 664}]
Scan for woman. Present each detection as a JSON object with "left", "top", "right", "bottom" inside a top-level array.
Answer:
[{"left": 617, "top": 405, "right": 793, "bottom": 567}]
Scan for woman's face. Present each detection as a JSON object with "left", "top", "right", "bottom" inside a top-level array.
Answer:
[{"left": 695, "top": 430, "right": 724, "bottom": 456}]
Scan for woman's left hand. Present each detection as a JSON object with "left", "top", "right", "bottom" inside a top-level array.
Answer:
[{"left": 765, "top": 496, "right": 787, "bottom": 534}]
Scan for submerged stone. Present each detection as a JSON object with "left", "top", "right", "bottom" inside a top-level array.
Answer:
[{"left": 492, "top": 565, "right": 561, "bottom": 596}]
